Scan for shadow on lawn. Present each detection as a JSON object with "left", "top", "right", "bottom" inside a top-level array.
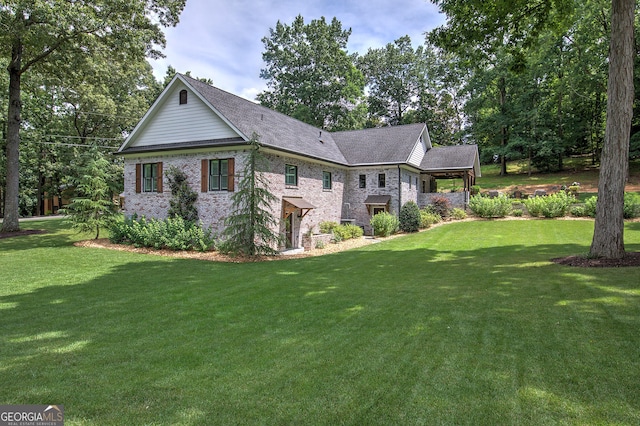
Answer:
[
  {"left": 1, "top": 242, "right": 639, "bottom": 424},
  {"left": 0, "top": 220, "right": 77, "bottom": 251}
]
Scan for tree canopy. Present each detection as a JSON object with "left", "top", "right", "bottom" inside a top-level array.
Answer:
[
  {"left": 258, "top": 15, "right": 365, "bottom": 130},
  {"left": 1, "top": 0, "right": 185, "bottom": 232}
]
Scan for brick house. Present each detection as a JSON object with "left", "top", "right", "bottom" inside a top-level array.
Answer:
[{"left": 116, "top": 74, "right": 480, "bottom": 248}]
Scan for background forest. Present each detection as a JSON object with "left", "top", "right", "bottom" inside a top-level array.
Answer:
[{"left": 1, "top": 0, "right": 638, "bottom": 218}]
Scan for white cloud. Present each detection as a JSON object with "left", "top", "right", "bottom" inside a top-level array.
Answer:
[{"left": 150, "top": 0, "right": 445, "bottom": 100}]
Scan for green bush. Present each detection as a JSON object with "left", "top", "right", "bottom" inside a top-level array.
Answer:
[
  {"left": 319, "top": 221, "right": 339, "bottom": 234},
  {"left": 370, "top": 212, "right": 399, "bottom": 237},
  {"left": 332, "top": 224, "right": 363, "bottom": 241},
  {"left": 584, "top": 196, "right": 598, "bottom": 217},
  {"left": 451, "top": 208, "right": 467, "bottom": 220},
  {"left": 512, "top": 209, "right": 523, "bottom": 217},
  {"left": 419, "top": 209, "right": 441, "bottom": 228},
  {"left": 345, "top": 224, "right": 364, "bottom": 239},
  {"left": 468, "top": 195, "right": 512, "bottom": 218},
  {"left": 399, "top": 201, "right": 421, "bottom": 233},
  {"left": 571, "top": 193, "right": 640, "bottom": 219},
  {"left": 109, "top": 215, "right": 216, "bottom": 252},
  {"left": 624, "top": 193, "right": 640, "bottom": 218},
  {"left": 524, "top": 192, "right": 575, "bottom": 218},
  {"left": 570, "top": 205, "right": 586, "bottom": 217}
]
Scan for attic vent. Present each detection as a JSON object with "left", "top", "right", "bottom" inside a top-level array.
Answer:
[{"left": 179, "top": 89, "right": 188, "bottom": 105}]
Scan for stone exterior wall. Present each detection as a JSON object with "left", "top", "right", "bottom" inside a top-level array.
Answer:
[
  {"left": 124, "top": 150, "right": 345, "bottom": 249},
  {"left": 123, "top": 151, "right": 469, "bottom": 247},
  {"left": 123, "top": 150, "right": 248, "bottom": 235},
  {"left": 261, "top": 153, "right": 345, "bottom": 248},
  {"left": 418, "top": 192, "right": 468, "bottom": 209}
]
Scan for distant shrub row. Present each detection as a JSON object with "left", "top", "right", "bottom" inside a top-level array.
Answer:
[
  {"left": 469, "top": 192, "right": 640, "bottom": 219},
  {"left": 109, "top": 215, "right": 216, "bottom": 252},
  {"left": 571, "top": 193, "right": 640, "bottom": 219}
]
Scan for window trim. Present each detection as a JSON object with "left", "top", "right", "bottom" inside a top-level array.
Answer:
[
  {"left": 285, "top": 164, "right": 298, "bottom": 186},
  {"left": 378, "top": 173, "right": 386, "bottom": 188},
  {"left": 179, "top": 89, "right": 188, "bottom": 105},
  {"left": 209, "top": 159, "right": 229, "bottom": 191},
  {"left": 136, "top": 162, "right": 163, "bottom": 193},
  {"left": 359, "top": 174, "right": 366, "bottom": 189},
  {"left": 201, "top": 158, "right": 235, "bottom": 192},
  {"left": 322, "top": 171, "right": 332, "bottom": 190}
]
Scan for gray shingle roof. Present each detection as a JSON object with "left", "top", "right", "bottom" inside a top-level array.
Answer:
[
  {"left": 332, "top": 123, "right": 426, "bottom": 165},
  {"left": 420, "top": 145, "right": 479, "bottom": 171},
  {"left": 120, "top": 74, "right": 479, "bottom": 174},
  {"left": 183, "top": 75, "right": 349, "bottom": 165}
]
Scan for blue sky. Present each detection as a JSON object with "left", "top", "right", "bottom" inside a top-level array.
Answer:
[{"left": 150, "top": 0, "right": 446, "bottom": 100}]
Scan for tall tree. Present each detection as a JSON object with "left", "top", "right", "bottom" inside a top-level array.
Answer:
[
  {"left": 590, "top": 0, "right": 635, "bottom": 259},
  {"left": 258, "top": 15, "right": 365, "bottom": 130},
  {"left": 0, "top": 0, "right": 185, "bottom": 232},
  {"left": 357, "top": 36, "right": 426, "bottom": 126},
  {"left": 222, "top": 136, "right": 282, "bottom": 257}
]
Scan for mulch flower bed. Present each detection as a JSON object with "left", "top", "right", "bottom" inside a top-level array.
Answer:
[{"left": 552, "top": 252, "right": 640, "bottom": 268}]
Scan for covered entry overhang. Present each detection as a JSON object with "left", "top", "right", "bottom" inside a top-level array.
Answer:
[
  {"left": 282, "top": 196, "right": 315, "bottom": 219},
  {"left": 364, "top": 194, "right": 391, "bottom": 206},
  {"left": 364, "top": 194, "right": 391, "bottom": 215}
]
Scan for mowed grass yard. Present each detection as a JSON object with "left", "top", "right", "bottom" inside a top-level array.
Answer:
[{"left": 1, "top": 218, "right": 640, "bottom": 425}]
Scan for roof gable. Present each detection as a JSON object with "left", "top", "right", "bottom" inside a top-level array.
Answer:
[
  {"left": 181, "top": 76, "right": 348, "bottom": 165},
  {"left": 332, "top": 123, "right": 427, "bottom": 166},
  {"left": 119, "top": 76, "right": 242, "bottom": 151}
]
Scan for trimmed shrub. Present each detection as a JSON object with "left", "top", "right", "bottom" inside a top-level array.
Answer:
[
  {"left": 572, "top": 193, "right": 639, "bottom": 219},
  {"left": 570, "top": 205, "right": 586, "bottom": 217},
  {"left": 428, "top": 196, "right": 452, "bottom": 218},
  {"left": 319, "top": 221, "right": 339, "bottom": 234},
  {"left": 332, "top": 224, "right": 363, "bottom": 241},
  {"left": 370, "top": 212, "right": 399, "bottom": 237},
  {"left": 584, "top": 196, "right": 598, "bottom": 217},
  {"left": 524, "top": 192, "right": 575, "bottom": 218},
  {"left": 399, "top": 201, "right": 421, "bottom": 233},
  {"left": 451, "top": 208, "right": 467, "bottom": 220},
  {"left": 468, "top": 194, "right": 512, "bottom": 218},
  {"left": 420, "top": 209, "right": 441, "bottom": 228},
  {"left": 108, "top": 215, "right": 216, "bottom": 252},
  {"left": 624, "top": 193, "right": 640, "bottom": 218}
]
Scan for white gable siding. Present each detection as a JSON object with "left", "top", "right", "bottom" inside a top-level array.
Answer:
[
  {"left": 407, "top": 136, "right": 427, "bottom": 167},
  {"left": 130, "top": 82, "right": 240, "bottom": 147}
]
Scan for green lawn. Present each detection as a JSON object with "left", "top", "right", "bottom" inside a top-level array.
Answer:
[{"left": 1, "top": 219, "right": 640, "bottom": 425}]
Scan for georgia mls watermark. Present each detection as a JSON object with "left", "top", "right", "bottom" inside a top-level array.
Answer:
[{"left": 0, "top": 405, "right": 64, "bottom": 426}]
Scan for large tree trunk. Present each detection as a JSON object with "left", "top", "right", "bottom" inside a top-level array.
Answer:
[
  {"left": 499, "top": 77, "right": 508, "bottom": 176},
  {"left": 589, "top": 0, "right": 634, "bottom": 259},
  {"left": 2, "top": 40, "right": 23, "bottom": 232}
]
